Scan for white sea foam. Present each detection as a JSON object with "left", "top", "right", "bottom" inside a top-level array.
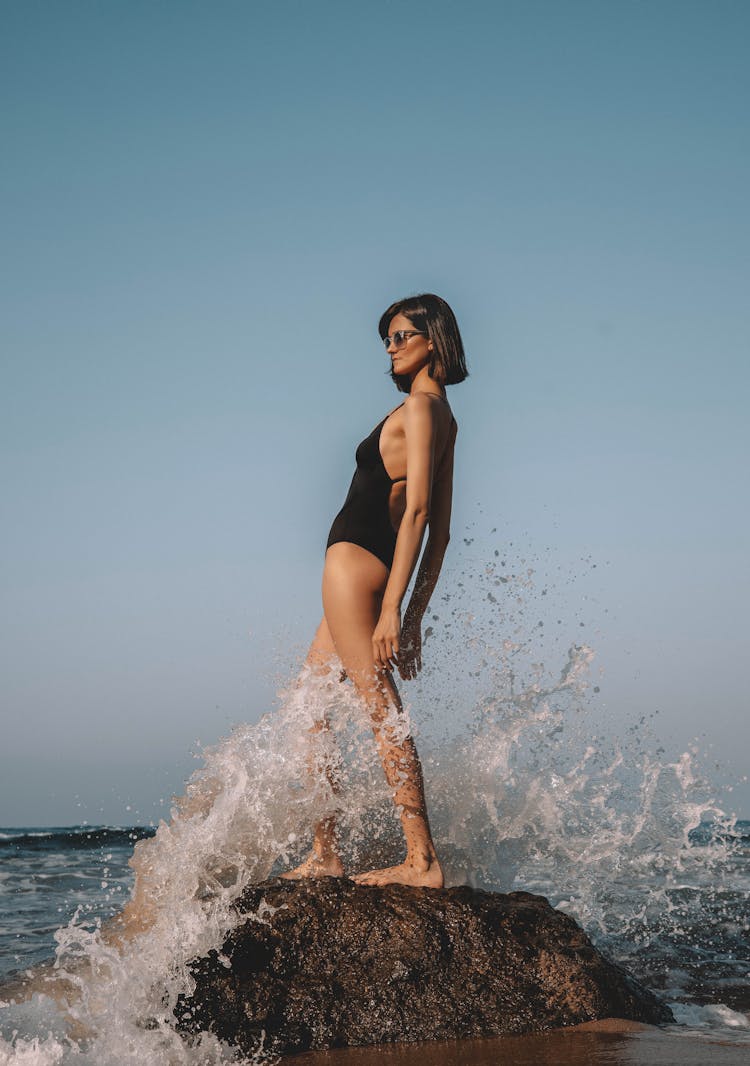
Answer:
[{"left": 670, "top": 1001, "right": 750, "bottom": 1029}]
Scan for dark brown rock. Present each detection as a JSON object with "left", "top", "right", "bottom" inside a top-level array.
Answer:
[{"left": 176, "top": 878, "right": 673, "bottom": 1057}]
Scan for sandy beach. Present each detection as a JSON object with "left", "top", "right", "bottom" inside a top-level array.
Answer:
[{"left": 287, "top": 1020, "right": 750, "bottom": 1065}]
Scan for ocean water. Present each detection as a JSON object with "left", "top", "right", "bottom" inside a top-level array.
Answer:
[{"left": 1, "top": 553, "right": 748, "bottom": 1063}]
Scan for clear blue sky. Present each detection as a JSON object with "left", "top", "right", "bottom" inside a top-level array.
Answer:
[{"left": 2, "top": 0, "right": 748, "bottom": 824}]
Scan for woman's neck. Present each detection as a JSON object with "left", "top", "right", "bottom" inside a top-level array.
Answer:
[{"left": 408, "top": 365, "right": 447, "bottom": 400}]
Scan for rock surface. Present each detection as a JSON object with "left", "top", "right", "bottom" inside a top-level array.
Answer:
[{"left": 176, "top": 878, "right": 673, "bottom": 1057}]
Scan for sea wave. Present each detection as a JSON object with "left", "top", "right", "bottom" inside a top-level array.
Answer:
[{"left": 0, "top": 828, "right": 156, "bottom": 852}]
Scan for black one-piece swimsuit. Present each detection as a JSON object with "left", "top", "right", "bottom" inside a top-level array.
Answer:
[{"left": 326, "top": 405, "right": 406, "bottom": 570}]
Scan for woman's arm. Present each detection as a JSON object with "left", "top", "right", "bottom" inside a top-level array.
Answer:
[
  {"left": 404, "top": 423, "right": 455, "bottom": 624},
  {"left": 396, "top": 423, "right": 456, "bottom": 679},
  {"left": 371, "top": 397, "right": 455, "bottom": 672}
]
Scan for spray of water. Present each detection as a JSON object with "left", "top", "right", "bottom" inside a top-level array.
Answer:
[{"left": 1, "top": 544, "right": 746, "bottom": 1062}]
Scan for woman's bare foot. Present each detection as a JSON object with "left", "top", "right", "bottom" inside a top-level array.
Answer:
[
  {"left": 280, "top": 852, "right": 345, "bottom": 880},
  {"left": 352, "top": 855, "right": 443, "bottom": 888}
]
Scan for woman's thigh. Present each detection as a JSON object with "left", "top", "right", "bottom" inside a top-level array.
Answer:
[{"left": 322, "top": 544, "right": 399, "bottom": 714}]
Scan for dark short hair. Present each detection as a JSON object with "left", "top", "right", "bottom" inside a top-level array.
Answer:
[{"left": 378, "top": 293, "right": 469, "bottom": 393}]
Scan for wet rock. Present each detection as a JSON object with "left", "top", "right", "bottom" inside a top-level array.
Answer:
[{"left": 176, "top": 878, "right": 673, "bottom": 1057}]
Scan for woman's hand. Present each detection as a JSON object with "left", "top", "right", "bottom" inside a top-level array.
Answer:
[
  {"left": 397, "top": 613, "right": 422, "bottom": 681},
  {"left": 372, "top": 604, "right": 401, "bottom": 672}
]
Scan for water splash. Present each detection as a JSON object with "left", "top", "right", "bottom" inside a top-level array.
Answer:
[{"left": 1, "top": 546, "right": 747, "bottom": 1061}]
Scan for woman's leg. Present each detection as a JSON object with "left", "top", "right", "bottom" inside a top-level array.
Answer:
[
  {"left": 281, "top": 615, "right": 346, "bottom": 878},
  {"left": 322, "top": 544, "right": 443, "bottom": 888}
]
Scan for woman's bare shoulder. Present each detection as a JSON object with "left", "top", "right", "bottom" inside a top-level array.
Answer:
[{"left": 403, "top": 392, "right": 454, "bottom": 418}]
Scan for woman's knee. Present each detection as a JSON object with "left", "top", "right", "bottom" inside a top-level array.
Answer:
[
  {"left": 345, "top": 661, "right": 390, "bottom": 705},
  {"left": 305, "top": 616, "right": 341, "bottom": 676},
  {"left": 350, "top": 674, "right": 406, "bottom": 737}
]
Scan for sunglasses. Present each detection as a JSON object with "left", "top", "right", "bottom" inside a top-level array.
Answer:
[{"left": 382, "top": 329, "right": 427, "bottom": 350}]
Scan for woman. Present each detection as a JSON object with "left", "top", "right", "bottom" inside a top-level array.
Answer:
[
  {"left": 110, "top": 293, "right": 466, "bottom": 942},
  {"left": 283, "top": 292, "right": 467, "bottom": 887}
]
